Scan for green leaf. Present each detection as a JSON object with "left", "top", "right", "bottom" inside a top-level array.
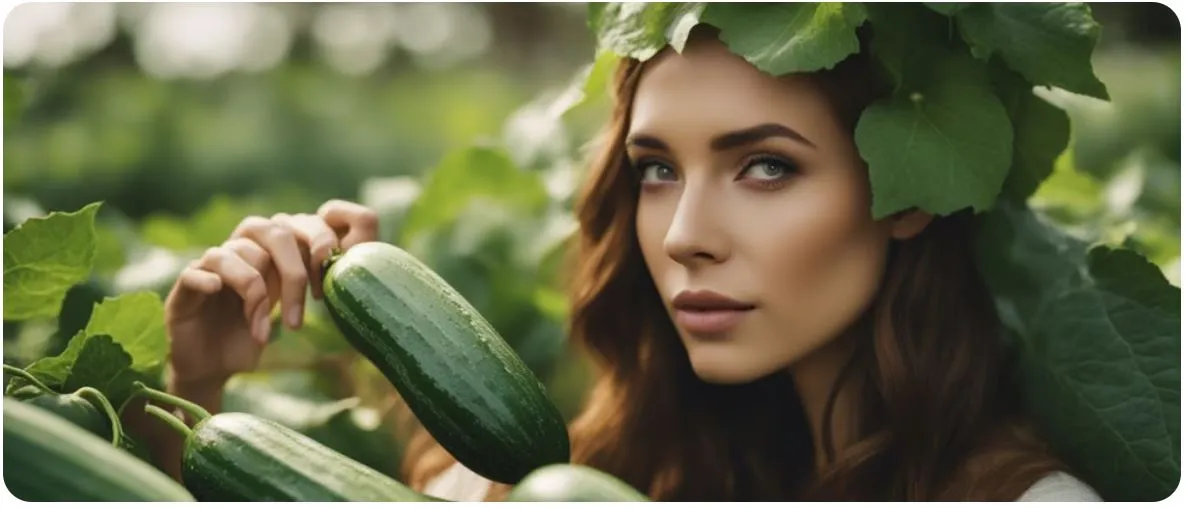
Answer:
[
  {"left": 866, "top": 4, "right": 953, "bottom": 91},
  {"left": 400, "top": 146, "right": 549, "bottom": 245},
  {"left": 76, "top": 291, "right": 168, "bottom": 376},
  {"left": 992, "top": 63, "right": 1072, "bottom": 202},
  {"left": 977, "top": 202, "right": 1180, "bottom": 501},
  {"left": 955, "top": 3, "right": 1109, "bottom": 100},
  {"left": 62, "top": 334, "right": 146, "bottom": 408},
  {"left": 7, "top": 291, "right": 169, "bottom": 402},
  {"left": 701, "top": 2, "right": 868, "bottom": 75},
  {"left": 854, "top": 51, "right": 1013, "bottom": 217},
  {"left": 589, "top": 2, "right": 706, "bottom": 61},
  {"left": 3, "top": 202, "right": 102, "bottom": 320}
]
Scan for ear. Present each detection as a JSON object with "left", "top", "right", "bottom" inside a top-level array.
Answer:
[{"left": 888, "top": 209, "right": 933, "bottom": 240}]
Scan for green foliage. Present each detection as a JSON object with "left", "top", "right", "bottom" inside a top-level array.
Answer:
[
  {"left": 977, "top": 201, "right": 1179, "bottom": 501},
  {"left": 855, "top": 51, "right": 1013, "bottom": 216},
  {"left": 702, "top": 2, "right": 868, "bottom": 75},
  {"left": 401, "top": 146, "right": 550, "bottom": 246},
  {"left": 3, "top": 202, "right": 102, "bottom": 320},
  {"left": 588, "top": 3, "right": 706, "bottom": 60},
  {"left": 587, "top": 2, "right": 1110, "bottom": 218},
  {"left": 992, "top": 62, "right": 1073, "bottom": 202},
  {"left": 7, "top": 292, "right": 167, "bottom": 407},
  {"left": 954, "top": 3, "right": 1110, "bottom": 100}
]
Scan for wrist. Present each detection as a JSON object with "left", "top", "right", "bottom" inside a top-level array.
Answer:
[{"left": 167, "top": 370, "right": 228, "bottom": 397}]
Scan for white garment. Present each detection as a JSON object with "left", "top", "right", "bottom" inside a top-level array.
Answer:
[
  {"left": 423, "top": 462, "right": 494, "bottom": 502},
  {"left": 1015, "top": 471, "right": 1103, "bottom": 502},
  {"left": 422, "top": 463, "right": 1103, "bottom": 502}
]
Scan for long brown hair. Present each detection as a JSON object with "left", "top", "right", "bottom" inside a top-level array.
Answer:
[{"left": 402, "top": 31, "right": 1067, "bottom": 502}]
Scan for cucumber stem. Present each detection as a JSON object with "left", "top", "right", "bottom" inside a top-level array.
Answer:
[
  {"left": 131, "top": 381, "right": 212, "bottom": 422},
  {"left": 321, "top": 247, "right": 344, "bottom": 286},
  {"left": 72, "top": 387, "right": 124, "bottom": 448},
  {"left": 1, "top": 365, "right": 58, "bottom": 395},
  {"left": 144, "top": 404, "right": 193, "bottom": 439}
]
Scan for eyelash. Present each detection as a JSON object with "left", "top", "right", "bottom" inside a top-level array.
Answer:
[{"left": 630, "top": 153, "right": 800, "bottom": 191}]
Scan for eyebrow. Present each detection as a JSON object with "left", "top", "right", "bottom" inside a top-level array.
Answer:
[{"left": 625, "top": 122, "right": 816, "bottom": 152}]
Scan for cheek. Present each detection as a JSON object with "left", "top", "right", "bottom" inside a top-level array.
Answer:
[
  {"left": 635, "top": 201, "right": 673, "bottom": 285},
  {"left": 757, "top": 178, "right": 888, "bottom": 349}
]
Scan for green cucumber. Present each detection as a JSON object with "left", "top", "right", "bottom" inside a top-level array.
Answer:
[
  {"left": 321, "top": 242, "right": 570, "bottom": 485},
  {"left": 17, "top": 389, "right": 109, "bottom": 438},
  {"left": 2, "top": 365, "right": 120, "bottom": 444},
  {"left": 137, "top": 383, "right": 437, "bottom": 502},
  {"left": 3, "top": 398, "right": 195, "bottom": 501},
  {"left": 507, "top": 464, "right": 650, "bottom": 502}
]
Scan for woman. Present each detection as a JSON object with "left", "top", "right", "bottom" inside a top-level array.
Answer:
[{"left": 141, "top": 28, "right": 1102, "bottom": 501}]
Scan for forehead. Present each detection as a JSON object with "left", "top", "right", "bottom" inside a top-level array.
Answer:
[{"left": 628, "top": 40, "right": 840, "bottom": 141}]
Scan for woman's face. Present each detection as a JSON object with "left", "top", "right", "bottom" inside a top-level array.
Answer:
[{"left": 631, "top": 38, "right": 925, "bottom": 385}]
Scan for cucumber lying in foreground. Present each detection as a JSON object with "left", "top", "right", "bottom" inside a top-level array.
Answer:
[
  {"left": 4, "top": 398, "right": 195, "bottom": 502},
  {"left": 137, "top": 382, "right": 437, "bottom": 502},
  {"left": 508, "top": 464, "right": 650, "bottom": 502},
  {"left": 321, "top": 242, "right": 571, "bottom": 484}
]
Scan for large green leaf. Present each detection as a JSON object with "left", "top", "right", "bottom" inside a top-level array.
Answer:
[
  {"left": 992, "top": 62, "right": 1072, "bottom": 202},
  {"left": 977, "top": 201, "right": 1180, "bottom": 501},
  {"left": 701, "top": 2, "right": 868, "bottom": 75},
  {"left": 75, "top": 291, "right": 169, "bottom": 375},
  {"left": 955, "top": 3, "right": 1109, "bottom": 100},
  {"left": 854, "top": 50, "right": 1013, "bottom": 217},
  {"left": 61, "top": 334, "right": 148, "bottom": 408},
  {"left": 588, "top": 2, "right": 706, "bottom": 60},
  {"left": 3, "top": 202, "right": 102, "bottom": 320},
  {"left": 865, "top": 4, "right": 953, "bottom": 91}
]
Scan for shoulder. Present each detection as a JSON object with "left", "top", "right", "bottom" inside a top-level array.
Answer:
[
  {"left": 1015, "top": 471, "right": 1102, "bottom": 502},
  {"left": 421, "top": 462, "right": 494, "bottom": 502}
]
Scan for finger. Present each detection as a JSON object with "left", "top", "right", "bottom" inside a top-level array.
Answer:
[
  {"left": 317, "top": 199, "right": 380, "bottom": 249},
  {"left": 222, "top": 236, "right": 282, "bottom": 318},
  {"left": 231, "top": 216, "right": 309, "bottom": 331},
  {"left": 167, "top": 267, "right": 225, "bottom": 318},
  {"left": 274, "top": 213, "right": 339, "bottom": 300},
  {"left": 197, "top": 246, "right": 272, "bottom": 344},
  {"left": 222, "top": 237, "right": 272, "bottom": 274},
  {"left": 178, "top": 268, "right": 223, "bottom": 295}
]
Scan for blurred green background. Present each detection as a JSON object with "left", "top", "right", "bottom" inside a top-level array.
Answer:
[{"left": 3, "top": 2, "right": 1180, "bottom": 481}]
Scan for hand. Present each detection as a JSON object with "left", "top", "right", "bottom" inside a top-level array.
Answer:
[{"left": 163, "top": 199, "right": 379, "bottom": 387}]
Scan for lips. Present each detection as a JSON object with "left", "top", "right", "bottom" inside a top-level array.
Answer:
[{"left": 671, "top": 290, "right": 756, "bottom": 335}]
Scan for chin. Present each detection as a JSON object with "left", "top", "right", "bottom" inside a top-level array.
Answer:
[{"left": 684, "top": 342, "right": 780, "bottom": 385}]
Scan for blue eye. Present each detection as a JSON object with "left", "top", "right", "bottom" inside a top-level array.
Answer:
[
  {"left": 741, "top": 157, "right": 794, "bottom": 181},
  {"left": 638, "top": 162, "right": 677, "bottom": 182}
]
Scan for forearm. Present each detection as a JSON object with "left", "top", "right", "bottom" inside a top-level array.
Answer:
[{"left": 120, "top": 373, "right": 227, "bottom": 481}]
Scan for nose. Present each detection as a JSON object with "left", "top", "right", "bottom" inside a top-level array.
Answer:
[{"left": 663, "top": 182, "right": 730, "bottom": 267}]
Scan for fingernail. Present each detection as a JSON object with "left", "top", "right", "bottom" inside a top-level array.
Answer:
[{"left": 287, "top": 306, "right": 303, "bottom": 329}]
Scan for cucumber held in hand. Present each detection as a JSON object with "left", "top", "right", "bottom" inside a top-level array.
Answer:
[
  {"left": 4, "top": 398, "right": 195, "bottom": 502},
  {"left": 508, "top": 464, "right": 650, "bottom": 502},
  {"left": 136, "top": 383, "right": 436, "bottom": 502},
  {"left": 321, "top": 242, "right": 571, "bottom": 484}
]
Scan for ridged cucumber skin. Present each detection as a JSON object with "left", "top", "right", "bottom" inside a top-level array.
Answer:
[
  {"left": 507, "top": 464, "right": 651, "bottom": 502},
  {"left": 322, "top": 242, "right": 571, "bottom": 485},
  {"left": 181, "top": 412, "right": 436, "bottom": 502},
  {"left": 3, "top": 398, "right": 195, "bottom": 502}
]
